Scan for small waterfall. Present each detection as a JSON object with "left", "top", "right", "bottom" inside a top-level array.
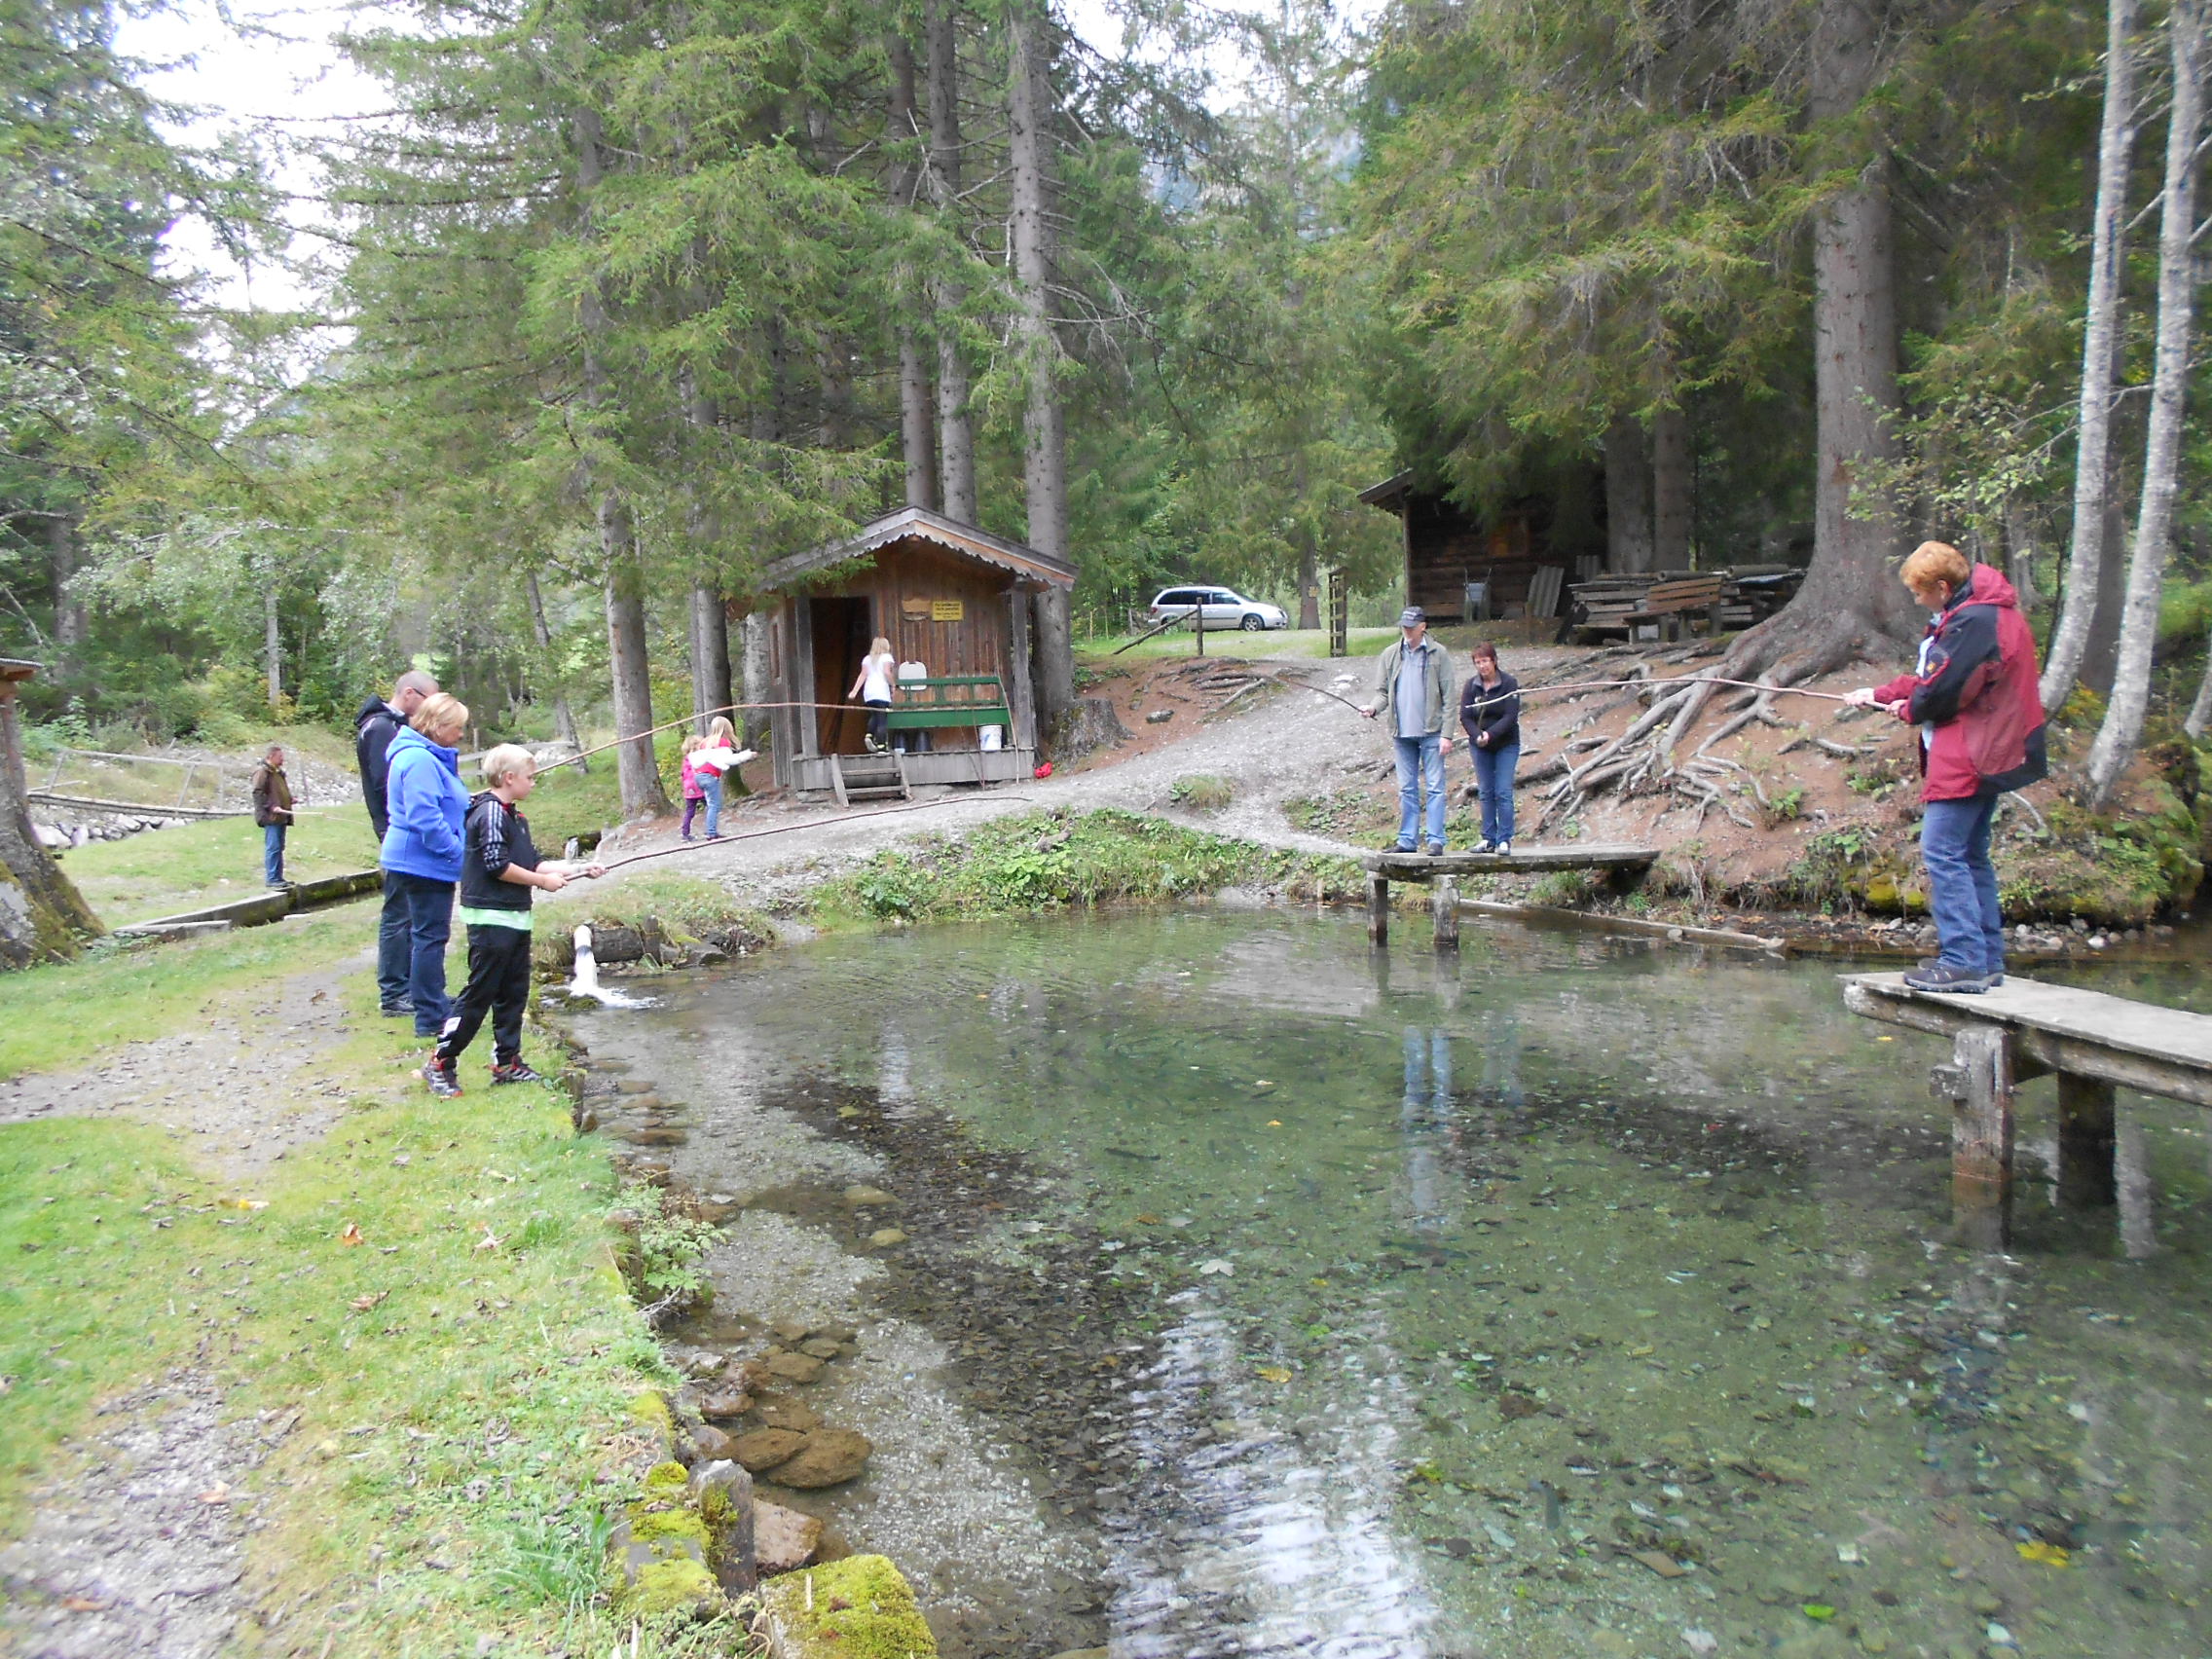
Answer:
[{"left": 563, "top": 924, "right": 654, "bottom": 1009}]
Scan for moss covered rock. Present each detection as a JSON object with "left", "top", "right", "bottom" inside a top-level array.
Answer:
[{"left": 758, "top": 1555, "right": 936, "bottom": 1659}]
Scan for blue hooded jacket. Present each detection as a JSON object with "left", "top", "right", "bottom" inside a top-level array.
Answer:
[{"left": 379, "top": 724, "right": 469, "bottom": 882}]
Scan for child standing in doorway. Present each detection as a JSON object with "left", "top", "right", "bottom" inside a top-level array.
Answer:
[
  {"left": 678, "top": 733, "right": 709, "bottom": 840},
  {"left": 424, "top": 745, "right": 601, "bottom": 1097}
]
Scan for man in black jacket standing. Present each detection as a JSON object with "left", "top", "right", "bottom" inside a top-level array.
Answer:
[{"left": 356, "top": 670, "right": 438, "bottom": 1016}]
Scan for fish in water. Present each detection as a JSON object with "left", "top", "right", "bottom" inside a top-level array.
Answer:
[
  {"left": 1105, "top": 1147, "right": 1162, "bottom": 1161},
  {"left": 1529, "top": 1477, "right": 1563, "bottom": 1531}
]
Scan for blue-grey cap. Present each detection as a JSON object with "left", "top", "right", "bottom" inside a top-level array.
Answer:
[{"left": 1397, "top": 606, "right": 1426, "bottom": 628}]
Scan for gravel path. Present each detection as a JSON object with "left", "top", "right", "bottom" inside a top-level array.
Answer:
[{"left": 571, "top": 652, "right": 1497, "bottom": 917}]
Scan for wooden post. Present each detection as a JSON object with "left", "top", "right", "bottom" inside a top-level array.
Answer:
[
  {"left": 1006, "top": 584, "right": 1039, "bottom": 752},
  {"left": 1432, "top": 875, "right": 1459, "bottom": 949},
  {"left": 1946, "top": 1025, "right": 2015, "bottom": 1221},
  {"left": 1367, "top": 872, "right": 1390, "bottom": 946},
  {"left": 2056, "top": 1071, "right": 2118, "bottom": 1207}
]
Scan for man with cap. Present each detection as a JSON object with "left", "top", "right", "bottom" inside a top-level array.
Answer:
[{"left": 1364, "top": 607, "right": 1456, "bottom": 855}]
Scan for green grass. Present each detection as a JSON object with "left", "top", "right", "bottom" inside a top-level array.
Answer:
[
  {"left": 0, "top": 905, "right": 751, "bottom": 1654},
  {"left": 0, "top": 903, "right": 380, "bottom": 1081},
  {"left": 809, "top": 806, "right": 1364, "bottom": 924},
  {"left": 59, "top": 809, "right": 384, "bottom": 926}
]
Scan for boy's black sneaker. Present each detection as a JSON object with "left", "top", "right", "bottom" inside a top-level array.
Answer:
[
  {"left": 491, "top": 1060, "right": 546, "bottom": 1086},
  {"left": 1903, "top": 963, "right": 1992, "bottom": 994},
  {"left": 423, "top": 1057, "right": 462, "bottom": 1097}
]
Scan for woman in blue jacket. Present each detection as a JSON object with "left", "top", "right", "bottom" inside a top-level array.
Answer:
[{"left": 380, "top": 692, "right": 472, "bottom": 1037}]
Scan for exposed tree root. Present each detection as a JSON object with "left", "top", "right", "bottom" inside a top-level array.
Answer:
[{"left": 1531, "top": 603, "right": 1906, "bottom": 830}]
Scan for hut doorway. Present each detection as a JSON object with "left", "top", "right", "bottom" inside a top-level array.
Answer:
[{"left": 811, "top": 596, "right": 872, "bottom": 755}]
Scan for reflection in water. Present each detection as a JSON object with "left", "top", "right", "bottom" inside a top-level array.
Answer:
[{"left": 587, "top": 911, "right": 2212, "bottom": 1659}]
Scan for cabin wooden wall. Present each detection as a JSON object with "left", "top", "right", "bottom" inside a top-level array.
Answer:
[
  {"left": 1405, "top": 495, "right": 1544, "bottom": 620},
  {"left": 765, "top": 536, "right": 1032, "bottom": 779}
]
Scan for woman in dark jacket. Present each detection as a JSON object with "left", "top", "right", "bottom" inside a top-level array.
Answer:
[{"left": 1459, "top": 643, "right": 1521, "bottom": 854}]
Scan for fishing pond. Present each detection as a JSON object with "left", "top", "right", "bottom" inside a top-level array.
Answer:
[{"left": 573, "top": 910, "right": 2210, "bottom": 1659}]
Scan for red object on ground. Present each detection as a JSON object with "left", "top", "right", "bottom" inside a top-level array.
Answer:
[{"left": 1034, "top": 762, "right": 1053, "bottom": 779}]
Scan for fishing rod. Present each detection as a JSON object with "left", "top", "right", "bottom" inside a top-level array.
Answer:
[
  {"left": 585, "top": 792, "right": 1037, "bottom": 874},
  {"left": 1316, "top": 671, "right": 1866, "bottom": 718}
]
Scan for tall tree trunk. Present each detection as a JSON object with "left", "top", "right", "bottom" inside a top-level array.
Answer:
[
  {"left": 890, "top": 35, "right": 940, "bottom": 511},
  {"left": 49, "top": 514, "right": 84, "bottom": 699},
  {"left": 2004, "top": 497, "right": 2038, "bottom": 618},
  {"left": 900, "top": 330, "right": 939, "bottom": 510},
  {"left": 0, "top": 678, "right": 99, "bottom": 969},
  {"left": 576, "top": 108, "right": 670, "bottom": 819},
  {"left": 1604, "top": 414, "right": 1654, "bottom": 574},
  {"left": 1651, "top": 401, "right": 1692, "bottom": 569},
  {"left": 682, "top": 367, "right": 733, "bottom": 729},
  {"left": 740, "top": 612, "right": 770, "bottom": 768},
  {"left": 2043, "top": 0, "right": 2141, "bottom": 712},
  {"left": 1009, "top": 0, "right": 1073, "bottom": 728},
  {"left": 264, "top": 584, "right": 282, "bottom": 713},
  {"left": 2185, "top": 628, "right": 2212, "bottom": 738},
  {"left": 1752, "top": 0, "right": 1912, "bottom": 670},
  {"left": 523, "top": 571, "right": 584, "bottom": 769},
  {"left": 927, "top": 0, "right": 977, "bottom": 521},
  {"left": 2087, "top": 0, "right": 2203, "bottom": 807}
]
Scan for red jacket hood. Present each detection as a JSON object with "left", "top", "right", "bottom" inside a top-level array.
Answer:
[{"left": 1949, "top": 563, "right": 2020, "bottom": 614}]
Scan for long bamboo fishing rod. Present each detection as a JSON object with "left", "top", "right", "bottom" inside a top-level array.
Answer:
[{"left": 585, "top": 792, "right": 1037, "bottom": 873}]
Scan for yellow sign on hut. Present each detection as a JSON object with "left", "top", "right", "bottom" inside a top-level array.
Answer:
[{"left": 930, "top": 599, "right": 964, "bottom": 622}]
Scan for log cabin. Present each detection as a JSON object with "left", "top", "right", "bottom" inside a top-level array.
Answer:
[{"left": 1359, "top": 469, "right": 1604, "bottom": 624}]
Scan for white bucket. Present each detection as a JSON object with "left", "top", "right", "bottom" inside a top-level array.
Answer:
[{"left": 979, "top": 725, "right": 1004, "bottom": 752}]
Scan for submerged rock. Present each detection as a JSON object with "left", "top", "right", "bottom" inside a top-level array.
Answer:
[
  {"left": 773, "top": 1428, "right": 873, "bottom": 1489},
  {"left": 754, "top": 1393, "right": 822, "bottom": 1433},
  {"left": 732, "top": 1428, "right": 808, "bottom": 1474},
  {"left": 698, "top": 1391, "right": 754, "bottom": 1421},
  {"left": 764, "top": 1351, "right": 826, "bottom": 1384}
]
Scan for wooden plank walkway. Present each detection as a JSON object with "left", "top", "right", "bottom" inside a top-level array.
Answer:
[
  {"left": 112, "top": 869, "right": 383, "bottom": 938},
  {"left": 1843, "top": 972, "right": 2212, "bottom": 1245},
  {"left": 1352, "top": 844, "right": 1659, "bottom": 949}
]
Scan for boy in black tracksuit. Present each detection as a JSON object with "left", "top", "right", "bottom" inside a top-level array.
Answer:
[{"left": 425, "top": 745, "right": 601, "bottom": 1097}]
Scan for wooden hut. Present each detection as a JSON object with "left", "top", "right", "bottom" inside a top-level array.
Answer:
[
  {"left": 1359, "top": 470, "right": 1604, "bottom": 625},
  {"left": 750, "top": 506, "right": 1075, "bottom": 796}
]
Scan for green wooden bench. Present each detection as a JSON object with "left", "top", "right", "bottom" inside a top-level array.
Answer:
[{"left": 884, "top": 675, "right": 1012, "bottom": 732}]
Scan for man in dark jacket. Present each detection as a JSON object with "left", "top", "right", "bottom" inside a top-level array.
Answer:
[
  {"left": 357, "top": 670, "right": 438, "bottom": 1015},
  {"left": 250, "top": 744, "right": 293, "bottom": 887},
  {"left": 1849, "top": 542, "right": 2046, "bottom": 994}
]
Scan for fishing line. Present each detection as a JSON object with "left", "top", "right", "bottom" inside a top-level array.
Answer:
[{"left": 586, "top": 793, "right": 1038, "bottom": 874}]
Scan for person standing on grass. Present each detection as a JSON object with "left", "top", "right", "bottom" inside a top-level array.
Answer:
[
  {"left": 357, "top": 669, "right": 438, "bottom": 1017},
  {"left": 380, "top": 692, "right": 471, "bottom": 1039},
  {"left": 1363, "top": 607, "right": 1456, "bottom": 855},
  {"left": 1846, "top": 541, "right": 2046, "bottom": 995},
  {"left": 1460, "top": 644, "right": 1521, "bottom": 856},
  {"left": 424, "top": 744, "right": 602, "bottom": 1097},
  {"left": 250, "top": 743, "right": 293, "bottom": 887}
]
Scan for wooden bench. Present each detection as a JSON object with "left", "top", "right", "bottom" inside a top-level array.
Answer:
[
  {"left": 884, "top": 675, "right": 1012, "bottom": 733},
  {"left": 1567, "top": 572, "right": 1728, "bottom": 642},
  {"left": 1842, "top": 972, "right": 2212, "bottom": 1245}
]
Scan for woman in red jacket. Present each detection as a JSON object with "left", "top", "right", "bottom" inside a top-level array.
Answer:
[{"left": 1846, "top": 542, "right": 2046, "bottom": 993}]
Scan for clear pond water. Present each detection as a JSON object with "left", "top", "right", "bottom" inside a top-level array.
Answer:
[{"left": 579, "top": 910, "right": 2212, "bottom": 1659}]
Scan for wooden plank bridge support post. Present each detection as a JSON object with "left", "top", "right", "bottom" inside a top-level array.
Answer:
[
  {"left": 1431, "top": 876, "right": 1459, "bottom": 950},
  {"left": 1932, "top": 1026, "right": 2015, "bottom": 1249},
  {"left": 2056, "top": 1073, "right": 2118, "bottom": 1208},
  {"left": 1367, "top": 873, "right": 1390, "bottom": 946}
]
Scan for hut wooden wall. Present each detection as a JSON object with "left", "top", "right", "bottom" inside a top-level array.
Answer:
[
  {"left": 771, "top": 537, "right": 1025, "bottom": 764},
  {"left": 1406, "top": 495, "right": 1547, "bottom": 620}
]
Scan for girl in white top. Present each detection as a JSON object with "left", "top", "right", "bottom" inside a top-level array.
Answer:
[{"left": 848, "top": 635, "right": 899, "bottom": 753}]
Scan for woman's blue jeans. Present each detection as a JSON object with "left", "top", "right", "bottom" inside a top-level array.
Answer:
[
  {"left": 702, "top": 773, "right": 723, "bottom": 837},
  {"left": 1921, "top": 793, "right": 2005, "bottom": 976},
  {"left": 1473, "top": 741, "right": 1519, "bottom": 844},
  {"left": 387, "top": 871, "right": 456, "bottom": 1036}
]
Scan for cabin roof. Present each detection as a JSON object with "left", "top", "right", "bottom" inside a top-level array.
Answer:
[
  {"left": 758, "top": 506, "right": 1077, "bottom": 592},
  {"left": 1357, "top": 470, "right": 1413, "bottom": 509},
  {"left": 0, "top": 658, "right": 39, "bottom": 682}
]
